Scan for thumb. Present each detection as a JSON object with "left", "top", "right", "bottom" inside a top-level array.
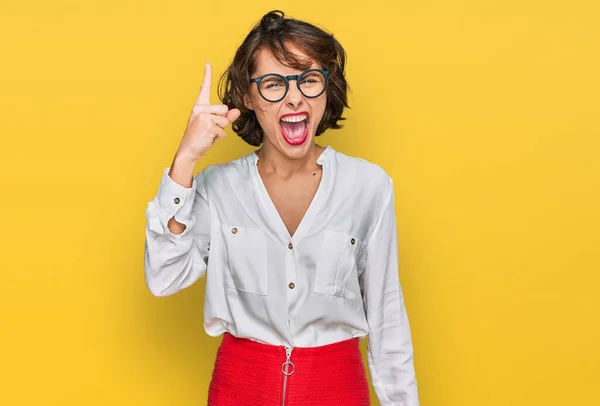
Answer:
[{"left": 226, "top": 108, "right": 241, "bottom": 124}]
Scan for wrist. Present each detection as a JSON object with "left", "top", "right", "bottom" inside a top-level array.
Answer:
[
  {"left": 174, "top": 149, "right": 198, "bottom": 166},
  {"left": 169, "top": 153, "right": 197, "bottom": 188}
]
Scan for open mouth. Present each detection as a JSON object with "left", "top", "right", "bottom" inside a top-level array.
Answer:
[{"left": 279, "top": 112, "right": 310, "bottom": 146}]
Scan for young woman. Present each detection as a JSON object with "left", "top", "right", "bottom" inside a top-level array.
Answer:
[{"left": 144, "top": 10, "right": 420, "bottom": 406}]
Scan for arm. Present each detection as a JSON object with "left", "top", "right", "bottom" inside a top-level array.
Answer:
[
  {"left": 143, "top": 166, "right": 211, "bottom": 297},
  {"left": 360, "top": 177, "right": 420, "bottom": 406},
  {"left": 142, "top": 61, "right": 238, "bottom": 297}
]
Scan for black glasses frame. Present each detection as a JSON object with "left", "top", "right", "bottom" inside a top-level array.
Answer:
[{"left": 249, "top": 69, "right": 330, "bottom": 102}]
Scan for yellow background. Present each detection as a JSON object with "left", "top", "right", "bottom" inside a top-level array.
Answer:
[{"left": 1, "top": 0, "right": 599, "bottom": 405}]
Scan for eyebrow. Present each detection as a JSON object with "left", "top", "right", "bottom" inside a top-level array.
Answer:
[{"left": 254, "top": 68, "right": 322, "bottom": 77}]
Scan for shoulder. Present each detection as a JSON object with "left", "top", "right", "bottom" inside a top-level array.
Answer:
[
  {"left": 331, "top": 148, "right": 393, "bottom": 199},
  {"left": 193, "top": 152, "right": 254, "bottom": 194}
]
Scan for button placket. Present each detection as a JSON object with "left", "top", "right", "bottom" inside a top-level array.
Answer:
[{"left": 285, "top": 239, "right": 298, "bottom": 331}]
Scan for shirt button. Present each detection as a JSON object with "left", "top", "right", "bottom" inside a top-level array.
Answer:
[
  {"left": 288, "top": 282, "right": 295, "bottom": 289},
  {"left": 350, "top": 238, "right": 356, "bottom": 245},
  {"left": 174, "top": 197, "right": 180, "bottom": 204},
  {"left": 231, "top": 227, "right": 238, "bottom": 234},
  {"left": 288, "top": 242, "right": 293, "bottom": 249}
]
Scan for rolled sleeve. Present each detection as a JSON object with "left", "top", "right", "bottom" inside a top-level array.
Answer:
[
  {"left": 146, "top": 168, "right": 198, "bottom": 239},
  {"left": 156, "top": 168, "right": 197, "bottom": 218},
  {"left": 144, "top": 167, "right": 210, "bottom": 296}
]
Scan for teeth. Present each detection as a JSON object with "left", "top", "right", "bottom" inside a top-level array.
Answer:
[{"left": 281, "top": 114, "right": 308, "bottom": 123}]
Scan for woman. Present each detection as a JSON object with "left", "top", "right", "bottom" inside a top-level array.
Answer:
[{"left": 144, "top": 10, "right": 420, "bottom": 406}]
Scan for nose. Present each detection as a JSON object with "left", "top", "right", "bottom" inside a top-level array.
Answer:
[{"left": 285, "top": 80, "right": 303, "bottom": 107}]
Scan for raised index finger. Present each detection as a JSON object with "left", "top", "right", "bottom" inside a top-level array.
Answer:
[{"left": 196, "top": 62, "right": 212, "bottom": 105}]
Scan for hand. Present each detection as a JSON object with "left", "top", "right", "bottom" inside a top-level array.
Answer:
[{"left": 176, "top": 62, "right": 241, "bottom": 161}]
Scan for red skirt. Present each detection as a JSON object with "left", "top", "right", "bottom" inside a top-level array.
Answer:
[{"left": 207, "top": 332, "right": 370, "bottom": 406}]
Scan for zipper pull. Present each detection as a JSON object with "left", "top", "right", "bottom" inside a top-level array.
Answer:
[{"left": 282, "top": 346, "right": 295, "bottom": 376}]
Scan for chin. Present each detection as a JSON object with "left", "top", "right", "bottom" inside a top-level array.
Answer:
[{"left": 277, "top": 134, "right": 315, "bottom": 159}]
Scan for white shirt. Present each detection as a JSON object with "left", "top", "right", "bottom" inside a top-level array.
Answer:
[{"left": 144, "top": 145, "right": 420, "bottom": 406}]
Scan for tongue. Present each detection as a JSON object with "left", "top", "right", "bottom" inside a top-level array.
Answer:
[{"left": 280, "top": 120, "right": 306, "bottom": 141}]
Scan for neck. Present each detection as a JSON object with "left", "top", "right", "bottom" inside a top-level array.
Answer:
[{"left": 256, "top": 141, "right": 324, "bottom": 177}]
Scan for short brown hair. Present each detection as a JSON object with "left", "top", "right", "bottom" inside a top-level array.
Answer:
[{"left": 217, "top": 10, "right": 349, "bottom": 147}]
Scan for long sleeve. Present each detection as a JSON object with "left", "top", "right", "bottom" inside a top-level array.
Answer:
[
  {"left": 360, "top": 177, "right": 420, "bottom": 406},
  {"left": 144, "top": 168, "right": 211, "bottom": 297}
]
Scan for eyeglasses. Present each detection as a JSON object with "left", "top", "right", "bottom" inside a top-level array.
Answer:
[{"left": 250, "top": 69, "right": 330, "bottom": 102}]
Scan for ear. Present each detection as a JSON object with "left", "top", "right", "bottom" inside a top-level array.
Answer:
[{"left": 243, "top": 94, "right": 254, "bottom": 111}]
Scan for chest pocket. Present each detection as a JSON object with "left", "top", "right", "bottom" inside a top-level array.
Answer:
[
  {"left": 221, "top": 224, "right": 268, "bottom": 296},
  {"left": 314, "top": 229, "right": 365, "bottom": 301}
]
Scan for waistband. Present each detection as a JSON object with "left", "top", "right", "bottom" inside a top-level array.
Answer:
[{"left": 220, "top": 332, "right": 360, "bottom": 360}]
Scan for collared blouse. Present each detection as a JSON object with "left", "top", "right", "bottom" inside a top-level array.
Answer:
[{"left": 144, "top": 145, "right": 420, "bottom": 405}]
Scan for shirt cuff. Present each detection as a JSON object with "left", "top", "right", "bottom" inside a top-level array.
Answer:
[{"left": 156, "top": 168, "right": 197, "bottom": 218}]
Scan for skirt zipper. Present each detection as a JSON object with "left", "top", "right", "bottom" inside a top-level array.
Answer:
[{"left": 281, "top": 346, "right": 295, "bottom": 406}]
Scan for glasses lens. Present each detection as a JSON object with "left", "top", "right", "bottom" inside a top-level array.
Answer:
[
  {"left": 299, "top": 71, "right": 326, "bottom": 98},
  {"left": 259, "top": 75, "right": 287, "bottom": 101}
]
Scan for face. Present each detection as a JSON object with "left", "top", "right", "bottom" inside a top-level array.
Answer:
[{"left": 243, "top": 44, "right": 327, "bottom": 160}]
